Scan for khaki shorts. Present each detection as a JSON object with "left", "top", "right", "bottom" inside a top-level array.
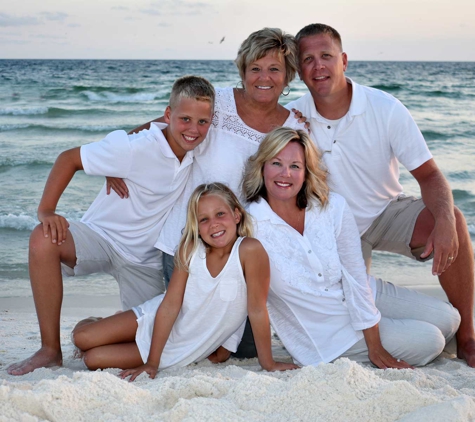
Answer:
[
  {"left": 62, "top": 222, "right": 164, "bottom": 310},
  {"left": 361, "top": 196, "right": 431, "bottom": 268}
]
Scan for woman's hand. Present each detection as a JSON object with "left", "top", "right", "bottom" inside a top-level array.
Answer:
[
  {"left": 207, "top": 346, "right": 231, "bottom": 363},
  {"left": 367, "top": 345, "right": 413, "bottom": 369},
  {"left": 262, "top": 360, "right": 300, "bottom": 372},
  {"left": 38, "top": 210, "right": 70, "bottom": 245},
  {"left": 363, "top": 324, "right": 413, "bottom": 369},
  {"left": 106, "top": 177, "right": 129, "bottom": 198},
  {"left": 291, "top": 108, "right": 311, "bottom": 133},
  {"left": 119, "top": 363, "right": 158, "bottom": 382}
]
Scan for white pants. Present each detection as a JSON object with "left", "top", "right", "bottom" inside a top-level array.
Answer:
[{"left": 340, "top": 278, "right": 461, "bottom": 366}]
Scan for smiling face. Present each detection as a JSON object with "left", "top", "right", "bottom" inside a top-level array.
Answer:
[
  {"left": 164, "top": 97, "right": 213, "bottom": 161},
  {"left": 243, "top": 49, "right": 287, "bottom": 104},
  {"left": 263, "top": 141, "right": 306, "bottom": 206},
  {"left": 298, "top": 34, "right": 348, "bottom": 100},
  {"left": 197, "top": 194, "right": 241, "bottom": 250}
]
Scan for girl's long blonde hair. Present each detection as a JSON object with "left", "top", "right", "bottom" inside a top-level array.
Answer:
[
  {"left": 242, "top": 127, "right": 329, "bottom": 209},
  {"left": 175, "top": 182, "right": 254, "bottom": 271}
]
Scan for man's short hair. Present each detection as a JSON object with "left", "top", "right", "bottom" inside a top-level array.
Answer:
[
  {"left": 295, "top": 23, "right": 343, "bottom": 51},
  {"left": 169, "top": 75, "right": 215, "bottom": 110}
]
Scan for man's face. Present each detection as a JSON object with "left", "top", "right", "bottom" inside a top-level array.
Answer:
[{"left": 298, "top": 34, "right": 348, "bottom": 100}]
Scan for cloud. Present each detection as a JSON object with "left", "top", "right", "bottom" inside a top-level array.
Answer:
[
  {"left": 67, "top": 23, "right": 81, "bottom": 28},
  {"left": 139, "top": 0, "right": 213, "bottom": 16},
  {"left": 112, "top": 6, "right": 130, "bottom": 11},
  {"left": 0, "top": 13, "right": 39, "bottom": 27},
  {"left": 40, "top": 12, "right": 68, "bottom": 22}
]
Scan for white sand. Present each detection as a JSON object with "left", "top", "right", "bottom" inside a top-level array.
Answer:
[{"left": 1, "top": 288, "right": 475, "bottom": 422}]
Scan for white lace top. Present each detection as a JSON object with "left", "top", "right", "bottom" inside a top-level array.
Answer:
[
  {"left": 156, "top": 86, "right": 306, "bottom": 255},
  {"left": 248, "top": 194, "right": 381, "bottom": 366}
]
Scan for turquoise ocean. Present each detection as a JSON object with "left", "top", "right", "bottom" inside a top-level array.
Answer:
[{"left": 0, "top": 60, "right": 474, "bottom": 298}]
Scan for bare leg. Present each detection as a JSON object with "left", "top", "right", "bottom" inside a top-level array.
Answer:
[
  {"left": 84, "top": 342, "right": 143, "bottom": 370},
  {"left": 72, "top": 310, "right": 137, "bottom": 351},
  {"left": 207, "top": 346, "right": 231, "bottom": 364},
  {"left": 412, "top": 207, "right": 475, "bottom": 367},
  {"left": 72, "top": 311, "right": 142, "bottom": 370},
  {"left": 7, "top": 225, "right": 77, "bottom": 376}
]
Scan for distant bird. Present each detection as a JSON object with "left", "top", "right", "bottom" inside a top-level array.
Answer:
[{"left": 219, "top": 36, "right": 225, "bottom": 44}]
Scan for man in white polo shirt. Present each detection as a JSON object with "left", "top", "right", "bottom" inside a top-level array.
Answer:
[
  {"left": 7, "top": 76, "right": 215, "bottom": 376},
  {"left": 286, "top": 23, "right": 475, "bottom": 367}
]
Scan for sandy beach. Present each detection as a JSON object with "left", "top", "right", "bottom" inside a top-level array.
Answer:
[{"left": 1, "top": 286, "right": 475, "bottom": 421}]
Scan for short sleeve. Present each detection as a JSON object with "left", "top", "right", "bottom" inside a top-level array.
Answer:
[
  {"left": 387, "top": 99, "right": 432, "bottom": 172},
  {"left": 80, "top": 130, "right": 133, "bottom": 178}
]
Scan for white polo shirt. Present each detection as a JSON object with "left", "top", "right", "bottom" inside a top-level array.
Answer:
[
  {"left": 80, "top": 122, "right": 194, "bottom": 268},
  {"left": 286, "top": 79, "right": 432, "bottom": 234}
]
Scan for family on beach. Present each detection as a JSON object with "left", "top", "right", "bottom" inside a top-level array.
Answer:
[{"left": 7, "top": 23, "right": 475, "bottom": 379}]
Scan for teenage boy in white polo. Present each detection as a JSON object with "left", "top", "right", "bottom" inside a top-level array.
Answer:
[{"left": 8, "top": 76, "right": 215, "bottom": 376}]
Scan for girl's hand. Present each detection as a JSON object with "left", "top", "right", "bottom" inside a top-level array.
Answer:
[
  {"left": 368, "top": 345, "right": 413, "bottom": 370},
  {"left": 106, "top": 177, "right": 129, "bottom": 198},
  {"left": 207, "top": 346, "right": 231, "bottom": 363},
  {"left": 263, "top": 361, "right": 300, "bottom": 372},
  {"left": 119, "top": 363, "right": 158, "bottom": 382}
]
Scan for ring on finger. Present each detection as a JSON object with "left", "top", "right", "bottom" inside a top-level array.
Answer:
[{"left": 448, "top": 256, "right": 454, "bottom": 260}]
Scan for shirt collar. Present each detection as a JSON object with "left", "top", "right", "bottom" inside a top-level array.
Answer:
[
  {"left": 308, "top": 77, "right": 367, "bottom": 122},
  {"left": 148, "top": 121, "right": 194, "bottom": 162},
  {"left": 248, "top": 197, "right": 294, "bottom": 227}
]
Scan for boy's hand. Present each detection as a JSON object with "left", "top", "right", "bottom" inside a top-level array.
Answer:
[
  {"left": 263, "top": 361, "right": 300, "bottom": 372},
  {"left": 207, "top": 346, "right": 231, "bottom": 363},
  {"left": 106, "top": 177, "right": 129, "bottom": 199},
  {"left": 38, "top": 210, "right": 70, "bottom": 245},
  {"left": 119, "top": 363, "right": 158, "bottom": 382}
]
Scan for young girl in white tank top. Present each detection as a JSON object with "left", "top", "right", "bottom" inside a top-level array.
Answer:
[{"left": 72, "top": 183, "right": 298, "bottom": 381}]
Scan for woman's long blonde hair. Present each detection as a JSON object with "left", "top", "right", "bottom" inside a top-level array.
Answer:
[
  {"left": 242, "top": 127, "right": 329, "bottom": 209},
  {"left": 175, "top": 182, "right": 254, "bottom": 271}
]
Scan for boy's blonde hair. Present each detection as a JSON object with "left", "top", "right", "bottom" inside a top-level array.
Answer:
[
  {"left": 168, "top": 75, "right": 215, "bottom": 110},
  {"left": 242, "top": 127, "right": 329, "bottom": 209},
  {"left": 175, "top": 183, "right": 253, "bottom": 271}
]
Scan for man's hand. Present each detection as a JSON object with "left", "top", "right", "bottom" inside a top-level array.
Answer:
[
  {"left": 38, "top": 210, "right": 70, "bottom": 245},
  {"left": 420, "top": 217, "right": 459, "bottom": 276}
]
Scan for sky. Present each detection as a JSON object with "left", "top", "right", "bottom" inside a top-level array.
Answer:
[{"left": 1, "top": 0, "right": 474, "bottom": 61}]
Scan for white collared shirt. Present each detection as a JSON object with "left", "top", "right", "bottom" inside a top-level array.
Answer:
[
  {"left": 248, "top": 194, "right": 380, "bottom": 365},
  {"left": 80, "top": 122, "right": 193, "bottom": 267},
  {"left": 286, "top": 79, "right": 432, "bottom": 234}
]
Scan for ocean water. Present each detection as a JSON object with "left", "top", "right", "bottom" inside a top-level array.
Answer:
[{"left": 0, "top": 59, "right": 474, "bottom": 298}]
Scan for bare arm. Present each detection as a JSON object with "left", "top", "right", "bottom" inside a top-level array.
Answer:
[
  {"left": 241, "top": 238, "right": 299, "bottom": 372},
  {"left": 119, "top": 264, "right": 189, "bottom": 381},
  {"left": 410, "top": 158, "right": 457, "bottom": 275},
  {"left": 128, "top": 116, "right": 165, "bottom": 135},
  {"left": 38, "top": 147, "right": 83, "bottom": 245}
]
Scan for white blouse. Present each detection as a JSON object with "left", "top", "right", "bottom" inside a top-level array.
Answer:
[
  {"left": 248, "top": 193, "right": 381, "bottom": 366},
  {"left": 155, "top": 86, "right": 306, "bottom": 255}
]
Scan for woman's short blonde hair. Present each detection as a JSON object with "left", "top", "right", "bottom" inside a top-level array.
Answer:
[
  {"left": 175, "top": 182, "right": 254, "bottom": 271},
  {"left": 234, "top": 28, "right": 298, "bottom": 86},
  {"left": 242, "top": 127, "right": 329, "bottom": 209}
]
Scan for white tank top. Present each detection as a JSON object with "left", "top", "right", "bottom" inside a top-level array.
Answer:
[{"left": 134, "top": 237, "right": 248, "bottom": 369}]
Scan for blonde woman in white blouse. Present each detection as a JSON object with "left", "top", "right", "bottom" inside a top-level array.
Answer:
[{"left": 242, "top": 127, "right": 461, "bottom": 368}]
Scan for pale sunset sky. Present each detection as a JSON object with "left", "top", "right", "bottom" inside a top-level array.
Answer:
[{"left": 1, "top": 0, "right": 474, "bottom": 61}]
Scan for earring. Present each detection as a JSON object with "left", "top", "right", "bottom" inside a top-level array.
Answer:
[
  {"left": 236, "top": 81, "right": 244, "bottom": 90},
  {"left": 281, "top": 86, "right": 290, "bottom": 96}
]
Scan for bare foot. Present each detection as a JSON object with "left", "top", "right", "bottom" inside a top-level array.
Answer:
[
  {"left": 7, "top": 347, "right": 62, "bottom": 376},
  {"left": 457, "top": 338, "right": 475, "bottom": 367}
]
